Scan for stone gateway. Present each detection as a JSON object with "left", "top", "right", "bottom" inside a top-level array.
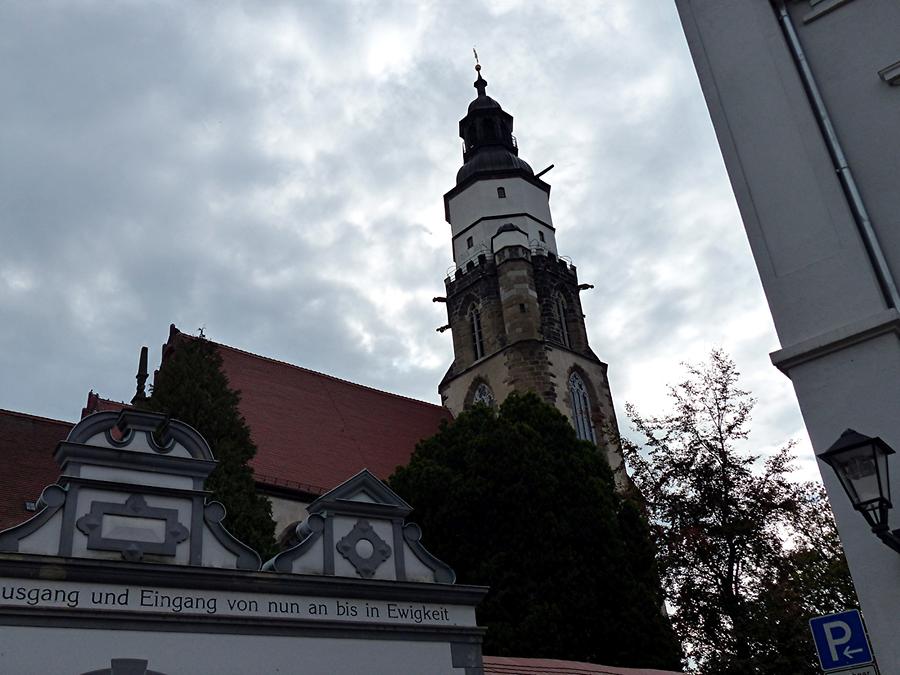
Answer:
[{"left": 0, "top": 409, "right": 486, "bottom": 674}]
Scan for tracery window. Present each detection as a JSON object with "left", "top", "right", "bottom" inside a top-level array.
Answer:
[
  {"left": 472, "top": 382, "right": 495, "bottom": 407},
  {"left": 468, "top": 303, "right": 485, "bottom": 360},
  {"left": 568, "top": 372, "right": 596, "bottom": 443}
]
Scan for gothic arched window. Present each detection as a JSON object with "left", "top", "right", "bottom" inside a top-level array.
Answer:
[
  {"left": 472, "top": 382, "right": 495, "bottom": 408},
  {"left": 468, "top": 303, "right": 485, "bottom": 360},
  {"left": 555, "top": 293, "right": 570, "bottom": 347},
  {"left": 568, "top": 372, "right": 596, "bottom": 443}
]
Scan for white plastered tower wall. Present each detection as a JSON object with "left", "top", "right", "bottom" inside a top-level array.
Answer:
[
  {"left": 438, "top": 67, "right": 627, "bottom": 486},
  {"left": 676, "top": 0, "right": 900, "bottom": 668},
  {"left": 447, "top": 177, "right": 558, "bottom": 264}
]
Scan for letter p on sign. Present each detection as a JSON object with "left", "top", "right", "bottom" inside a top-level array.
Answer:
[
  {"left": 810, "top": 610, "right": 873, "bottom": 671},
  {"left": 822, "top": 620, "right": 852, "bottom": 662}
]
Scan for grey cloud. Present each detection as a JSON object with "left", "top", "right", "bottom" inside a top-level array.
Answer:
[{"left": 0, "top": 1, "right": 812, "bottom": 480}]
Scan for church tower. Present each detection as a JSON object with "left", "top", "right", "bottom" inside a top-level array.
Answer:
[{"left": 437, "top": 65, "right": 625, "bottom": 477}]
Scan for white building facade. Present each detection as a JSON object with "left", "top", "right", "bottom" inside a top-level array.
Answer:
[{"left": 676, "top": 0, "right": 900, "bottom": 668}]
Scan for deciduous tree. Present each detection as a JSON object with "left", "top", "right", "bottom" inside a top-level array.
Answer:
[{"left": 623, "top": 350, "right": 857, "bottom": 674}]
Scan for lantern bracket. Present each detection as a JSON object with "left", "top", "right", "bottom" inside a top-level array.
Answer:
[{"left": 875, "top": 527, "right": 900, "bottom": 554}]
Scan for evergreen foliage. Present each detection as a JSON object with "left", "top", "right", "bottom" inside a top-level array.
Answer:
[
  {"left": 623, "top": 350, "right": 858, "bottom": 674},
  {"left": 139, "top": 336, "right": 277, "bottom": 559},
  {"left": 389, "top": 392, "right": 683, "bottom": 670}
]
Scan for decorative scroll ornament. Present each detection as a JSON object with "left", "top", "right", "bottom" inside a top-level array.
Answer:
[{"left": 0, "top": 409, "right": 260, "bottom": 570}]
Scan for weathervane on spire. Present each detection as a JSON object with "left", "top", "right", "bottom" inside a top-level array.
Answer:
[{"left": 472, "top": 47, "right": 487, "bottom": 96}]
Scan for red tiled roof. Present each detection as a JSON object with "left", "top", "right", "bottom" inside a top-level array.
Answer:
[
  {"left": 483, "top": 656, "right": 682, "bottom": 675},
  {"left": 0, "top": 409, "right": 72, "bottom": 530},
  {"left": 1, "top": 331, "right": 449, "bottom": 531},
  {"left": 87, "top": 327, "right": 450, "bottom": 496},
  {"left": 82, "top": 391, "right": 130, "bottom": 418},
  {"left": 208, "top": 337, "right": 450, "bottom": 494}
]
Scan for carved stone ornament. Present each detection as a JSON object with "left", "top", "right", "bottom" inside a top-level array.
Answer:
[
  {"left": 76, "top": 494, "right": 189, "bottom": 562},
  {"left": 264, "top": 469, "right": 456, "bottom": 582},
  {"left": 336, "top": 519, "right": 392, "bottom": 579}
]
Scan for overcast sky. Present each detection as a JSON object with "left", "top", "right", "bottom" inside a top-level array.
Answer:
[{"left": 0, "top": 1, "right": 816, "bottom": 478}]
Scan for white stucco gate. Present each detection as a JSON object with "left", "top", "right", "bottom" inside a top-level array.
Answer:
[{"left": 0, "top": 410, "right": 486, "bottom": 674}]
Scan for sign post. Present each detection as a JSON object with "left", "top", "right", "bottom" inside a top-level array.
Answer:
[{"left": 809, "top": 610, "right": 874, "bottom": 672}]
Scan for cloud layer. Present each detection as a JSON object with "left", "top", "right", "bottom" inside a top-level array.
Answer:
[{"left": 0, "top": 1, "right": 814, "bottom": 477}]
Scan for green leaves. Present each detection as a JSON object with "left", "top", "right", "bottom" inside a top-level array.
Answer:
[
  {"left": 139, "top": 337, "right": 277, "bottom": 560},
  {"left": 624, "top": 350, "right": 857, "bottom": 675},
  {"left": 390, "top": 392, "right": 683, "bottom": 670}
]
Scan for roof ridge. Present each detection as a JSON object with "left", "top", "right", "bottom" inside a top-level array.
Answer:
[
  {"left": 95, "top": 396, "right": 129, "bottom": 405},
  {"left": 0, "top": 408, "right": 74, "bottom": 426},
  {"left": 482, "top": 656, "right": 646, "bottom": 674},
  {"left": 483, "top": 654, "right": 681, "bottom": 675},
  {"left": 199, "top": 335, "right": 447, "bottom": 412}
]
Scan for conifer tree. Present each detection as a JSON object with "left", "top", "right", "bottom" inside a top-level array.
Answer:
[
  {"left": 139, "top": 335, "right": 277, "bottom": 559},
  {"left": 389, "top": 392, "right": 683, "bottom": 670}
]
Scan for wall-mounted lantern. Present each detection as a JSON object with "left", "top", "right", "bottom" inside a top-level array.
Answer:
[{"left": 819, "top": 428, "right": 900, "bottom": 554}]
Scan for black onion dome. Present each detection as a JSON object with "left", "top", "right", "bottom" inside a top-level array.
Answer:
[
  {"left": 456, "top": 148, "right": 533, "bottom": 184},
  {"left": 456, "top": 68, "right": 532, "bottom": 185},
  {"left": 467, "top": 94, "right": 501, "bottom": 112}
]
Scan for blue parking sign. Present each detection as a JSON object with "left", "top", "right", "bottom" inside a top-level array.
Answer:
[{"left": 809, "top": 610, "right": 873, "bottom": 671}]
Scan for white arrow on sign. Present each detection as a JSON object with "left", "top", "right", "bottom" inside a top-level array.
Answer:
[{"left": 845, "top": 647, "right": 864, "bottom": 658}]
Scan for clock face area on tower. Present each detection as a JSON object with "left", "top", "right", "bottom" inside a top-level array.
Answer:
[{"left": 437, "top": 68, "right": 627, "bottom": 487}]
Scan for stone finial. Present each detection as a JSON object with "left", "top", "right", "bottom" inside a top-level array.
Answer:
[{"left": 131, "top": 346, "right": 149, "bottom": 404}]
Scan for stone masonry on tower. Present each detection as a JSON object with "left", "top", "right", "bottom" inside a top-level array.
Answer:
[{"left": 438, "top": 66, "right": 626, "bottom": 481}]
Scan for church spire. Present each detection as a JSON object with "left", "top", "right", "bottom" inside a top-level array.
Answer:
[
  {"left": 455, "top": 61, "right": 533, "bottom": 185},
  {"left": 474, "top": 69, "right": 487, "bottom": 97},
  {"left": 474, "top": 57, "right": 488, "bottom": 98}
]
